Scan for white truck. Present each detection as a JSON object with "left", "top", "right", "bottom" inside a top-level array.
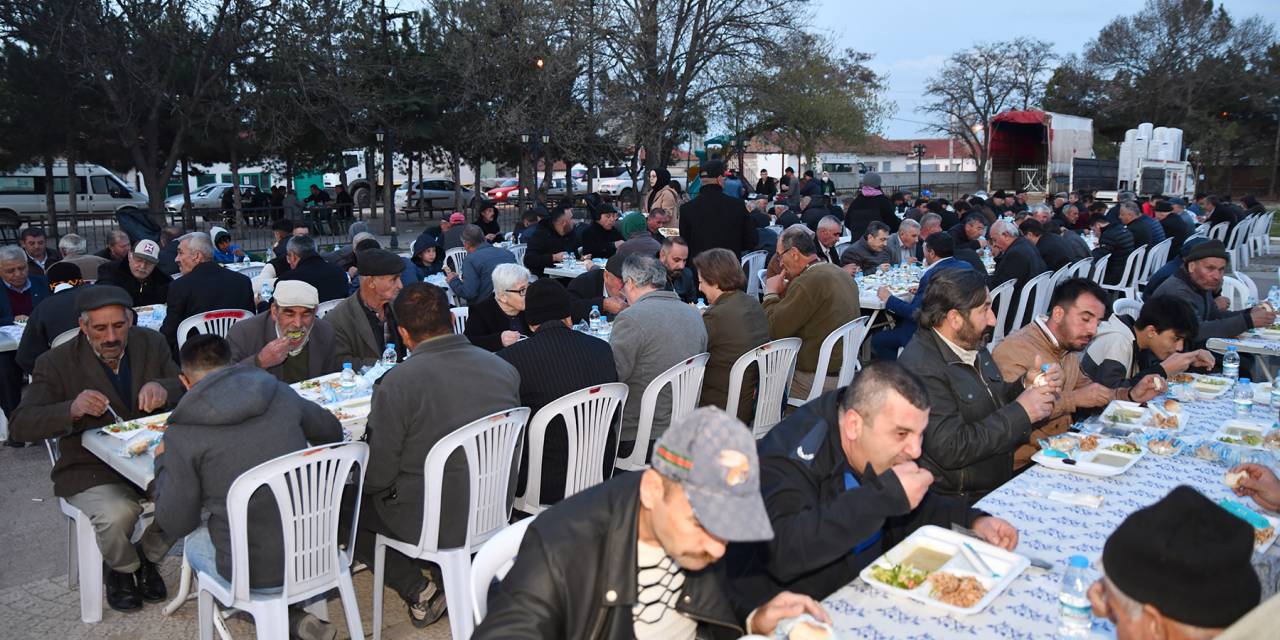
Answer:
[{"left": 0, "top": 163, "right": 150, "bottom": 220}]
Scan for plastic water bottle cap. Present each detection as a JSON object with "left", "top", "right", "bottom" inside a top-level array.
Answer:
[
  {"left": 1229, "top": 346, "right": 1237, "bottom": 352},
  {"left": 386, "top": 343, "right": 395, "bottom": 350},
  {"left": 343, "top": 362, "right": 352, "bottom": 369},
  {"left": 1241, "top": 378, "right": 1252, "bottom": 384},
  {"left": 1069, "top": 555, "right": 1089, "bottom": 569}
]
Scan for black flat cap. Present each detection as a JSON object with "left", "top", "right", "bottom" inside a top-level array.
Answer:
[
  {"left": 356, "top": 248, "right": 406, "bottom": 277},
  {"left": 524, "top": 279, "right": 572, "bottom": 326},
  {"left": 1182, "top": 239, "right": 1229, "bottom": 263},
  {"left": 76, "top": 285, "right": 134, "bottom": 314}
]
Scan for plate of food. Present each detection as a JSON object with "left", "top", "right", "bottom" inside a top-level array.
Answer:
[
  {"left": 1211, "top": 421, "right": 1269, "bottom": 450},
  {"left": 328, "top": 399, "right": 372, "bottom": 428},
  {"left": 100, "top": 412, "right": 171, "bottom": 441},
  {"left": 1031, "top": 435, "right": 1147, "bottom": 477},
  {"left": 1189, "top": 374, "right": 1233, "bottom": 398},
  {"left": 1145, "top": 399, "right": 1184, "bottom": 429},
  {"left": 1216, "top": 498, "right": 1280, "bottom": 554},
  {"left": 1099, "top": 400, "right": 1148, "bottom": 428},
  {"left": 1139, "top": 432, "right": 1186, "bottom": 456},
  {"left": 1250, "top": 326, "right": 1280, "bottom": 341},
  {"left": 859, "top": 525, "right": 1029, "bottom": 615}
]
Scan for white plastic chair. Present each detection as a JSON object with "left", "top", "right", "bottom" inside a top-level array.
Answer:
[
  {"left": 1137, "top": 238, "right": 1171, "bottom": 289},
  {"left": 177, "top": 308, "right": 252, "bottom": 349},
  {"left": 789, "top": 316, "right": 869, "bottom": 406},
  {"left": 1100, "top": 245, "right": 1147, "bottom": 300},
  {"left": 315, "top": 299, "right": 341, "bottom": 319},
  {"left": 1069, "top": 257, "right": 1092, "bottom": 279},
  {"left": 51, "top": 327, "right": 79, "bottom": 348},
  {"left": 372, "top": 407, "right": 530, "bottom": 640},
  {"left": 196, "top": 442, "right": 368, "bottom": 640},
  {"left": 834, "top": 241, "right": 850, "bottom": 257},
  {"left": 235, "top": 265, "right": 265, "bottom": 280},
  {"left": 1089, "top": 253, "right": 1111, "bottom": 283},
  {"left": 1113, "top": 297, "right": 1143, "bottom": 321},
  {"left": 725, "top": 338, "right": 802, "bottom": 439},
  {"left": 988, "top": 279, "right": 1017, "bottom": 347},
  {"left": 1194, "top": 222, "right": 1209, "bottom": 237},
  {"left": 514, "top": 383, "right": 628, "bottom": 514},
  {"left": 509, "top": 244, "right": 527, "bottom": 267},
  {"left": 445, "top": 247, "right": 469, "bottom": 274},
  {"left": 1232, "top": 266, "right": 1259, "bottom": 303},
  {"left": 1222, "top": 275, "right": 1249, "bottom": 311},
  {"left": 1208, "top": 221, "right": 1229, "bottom": 241},
  {"left": 1225, "top": 219, "right": 1250, "bottom": 267},
  {"left": 471, "top": 516, "right": 535, "bottom": 626},
  {"left": 1009, "top": 271, "right": 1054, "bottom": 335},
  {"left": 1253, "top": 211, "right": 1274, "bottom": 256},
  {"left": 1038, "top": 264, "right": 1073, "bottom": 318},
  {"left": 615, "top": 353, "right": 709, "bottom": 472},
  {"left": 756, "top": 269, "right": 767, "bottom": 297},
  {"left": 741, "top": 251, "right": 767, "bottom": 297},
  {"left": 451, "top": 306, "right": 469, "bottom": 335}
]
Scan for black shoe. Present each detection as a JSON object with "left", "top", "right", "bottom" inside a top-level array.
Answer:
[
  {"left": 133, "top": 546, "right": 167, "bottom": 602},
  {"left": 406, "top": 579, "right": 447, "bottom": 629},
  {"left": 2, "top": 439, "right": 26, "bottom": 448},
  {"left": 105, "top": 567, "right": 142, "bottom": 612}
]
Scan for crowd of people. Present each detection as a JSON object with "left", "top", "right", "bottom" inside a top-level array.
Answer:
[{"left": 0, "top": 160, "right": 1276, "bottom": 639}]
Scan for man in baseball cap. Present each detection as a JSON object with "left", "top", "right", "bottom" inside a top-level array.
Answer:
[
  {"left": 95, "top": 238, "right": 173, "bottom": 307},
  {"left": 475, "top": 407, "right": 829, "bottom": 639},
  {"left": 225, "top": 280, "right": 340, "bottom": 383}
]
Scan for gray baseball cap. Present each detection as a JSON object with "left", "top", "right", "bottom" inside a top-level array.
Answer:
[{"left": 651, "top": 407, "right": 774, "bottom": 542}]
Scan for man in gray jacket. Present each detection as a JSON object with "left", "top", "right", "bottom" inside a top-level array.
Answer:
[
  {"left": 610, "top": 253, "right": 707, "bottom": 464},
  {"left": 153, "top": 334, "right": 342, "bottom": 638},
  {"left": 1150, "top": 239, "right": 1275, "bottom": 346},
  {"left": 353, "top": 282, "right": 521, "bottom": 628},
  {"left": 446, "top": 224, "right": 517, "bottom": 306},
  {"left": 226, "top": 281, "right": 340, "bottom": 383}
]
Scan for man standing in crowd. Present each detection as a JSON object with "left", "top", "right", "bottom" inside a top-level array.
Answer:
[
  {"left": 10, "top": 286, "right": 181, "bottom": 612},
  {"left": 726, "top": 362, "right": 1020, "bottom": 607},
  {"left": 1083, "top": 295, "right": 1215, "bottom": 389},
  {"left": 160, "top": 232, "right": 255, "bottom": 358},
  {"left": 992, "top": 278, "right": 1162, "bottom": 467},
  {"left": 524, "top": 204, "right": 581, "bottom": 278},
  {"left": 499, "top": 279, "right": 618, "bottom": 506},
  {"left": 897, "top": 268, "right": 1058, "bottom": 502},
  {"left": 476, "top": 408, "right": 830, "bottom": 639},
  {"left": 327, "top": 248, "right": 405, "bottom": 368},
  {"left": 447, "top": 224, "right": 518, "bottom": 306},
  {"left": 840, "top": 220, "right": 891, "bottom": 275},
  {"left": 870, "top": 233, "right": 971, "bottom": 361},
  {"left": 153, "top": 334, "right": 343, "bottom": 638},
  {"left": 56, "top": 233, "right": 108, "bottom": 281},
  {"left": 355, "top": 283, "right": 520, "bottom": 628},
  {"left": 21, "top": 227, "right": 62, "bottom": 276},
  {"left": 679, "top": 160, "right": 757, "bottom": 258},
  {"left": 96, "top": 239, "right": 171, "bottom": 307},
  {"left": 274, "top": 234, "right": 348, "bottom": 303},
  {"left": 1151, "top": 239, "right": 1275, "bottom": 346},
  {"left": 227, "top": 281, "right": 339, "bottom": 384},
  {"left": 659, "top": 237, "right": 697, "bottom": 303},
  {"left": 611, "top": 254, "right": 707, "bottom": 462},
  {"left": 764, "top": 226, "right": 860, "bottom": 401}
]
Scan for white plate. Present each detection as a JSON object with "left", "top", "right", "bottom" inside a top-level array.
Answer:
[
  {"left": 1144, "top": 402, "right": 1186, "bottom": 430},
  {"left": 100, "top": 412, "right": 171, "bottom": 441},
  {"left": 1210, "top": 420, "right": 1269, "bottom": 450},
  {"left": 1255, "top": 513, "right": 1280, "bottom": 554},
  {"left": 859, "top": 525, "right": 1030, "bottom": 616},
  {"left": 1031, "top": 436, "right": 1146, "bottom": 477},
  {"left": 1190, "top": 374, "right": 1233, "bottom": 398},
  {"left": 1099, "top": 400, "right": 1148, "bottom": 428},
  {"left": 328, "top": 398, "right": 371, "bottom": 429}
]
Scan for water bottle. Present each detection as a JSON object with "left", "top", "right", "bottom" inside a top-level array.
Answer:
[
  {"left": 1269, "top": 286, "right": 1280, "bottom": 308},
  {"left": 1235, "top": 378, "right": 1254, "bottom": 416},
  {"left": 381, "top": 343, "right": 397, "bottom": 366},
  {"left": 854, "top": 271, "right": 864, "bottom": 288},
  {"left": 1270, "top": 381, "right": 1280, "bottom": 408},
  {"left": 1223, "top": 346, "right": 1240, "bottom": 383},
  {"left": 260, "top": 282, "right": 273, "bottom": 304},
  {"left": 588, "top": 305, "right": 602, "bottom": 332},
  {"left": 1057, "top": 555, "right": 1092, "bottom": 638},
  {"left": 696, "top": 298, "right": 707, "bottom": 311},
  {"left": 338, "top": 362, "right": 356, "bottom": 399}
]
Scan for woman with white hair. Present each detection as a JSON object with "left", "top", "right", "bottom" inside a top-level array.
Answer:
[{"left": 463, "top": 262, "right": 532, "bottom": 351}]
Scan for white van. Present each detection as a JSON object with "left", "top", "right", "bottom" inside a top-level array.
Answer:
[{"left": 0, "top": 163, "right": 149, "bottom": 219}]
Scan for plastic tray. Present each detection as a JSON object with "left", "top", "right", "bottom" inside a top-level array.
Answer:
[
  {"left": 1099, "top": 400, "right": 1148, "bottom": 428},
  {"left": 1210, "top": 420, "right": 1270, "bottom": 450},
  {"left": 100, "top": 412, "right": 171, "bottom": 441},
  {"left": 1032, "top": 435, "right": 1146, "bottom": 477}
]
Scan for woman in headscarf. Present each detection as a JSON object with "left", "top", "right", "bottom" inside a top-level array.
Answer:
[{"left": 644, "top": 167, "right": 680, "bottom": 225}]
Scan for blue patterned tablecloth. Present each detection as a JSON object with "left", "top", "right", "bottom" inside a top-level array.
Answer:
[{"left": 821, "top": 393, "right": 1280, "bottom": 639}]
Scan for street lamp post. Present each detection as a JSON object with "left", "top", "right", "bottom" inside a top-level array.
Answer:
[
  {"left": 912, "top": 143, "right": 927, "bottom": 197},
  {"left": 519, "top": 130, "right": 550, "bottom": 211},
  {"left": 376, "top": 127, "right": 398, "bottom": 249}
]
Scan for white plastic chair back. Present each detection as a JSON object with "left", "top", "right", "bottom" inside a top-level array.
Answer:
[
  {"left": 1222, "top": 275, "right": 1249, "bottom": 311},
  {"left": 471, "top": 516, "right": 535, "bottom": 625},
  {"left": 1090, "top": 253, "right": 1111, "bottom": 283},
  {"left": 756, "top": 269, "right": 767, "bottom": 296},
  {"left": 741, "top": 251, "right": 766, "bottom": 297},
  {"left": 616, "top": 353, "right": 709, "bottom": 471},
  {"left": 988, "top": 278, "right": 1017, "bottom": 347},
  {"left": 834, "top": 241, "right": 850, "bottom": 257},
  {"left": 236, "top": 265, "right": 265, "bottom": 280},
  {"left": 509, "top": 244, "right": 527, "bottom": 267},
  {"left": 791, "top": 316, "right": 869, "bottom": 406},
  {"left": 176, "top": 308, "right": 252, "bottom": 349},
  {"left": 51, "top": 327, "right": 79, "bottom": 348},
  {"left": 725, "top": 338, "right": 802, "bottom": 439},
  {"left": 1138, "top": 238, "right": 1172, "bottom": 286},
  {"left": 1113, "top": 297, "right": 1143, "bottom": 321},
  {"left": 1194, "top": 222, "right": 1209, "bottom": 236},
  {"left": 1039, "top": 265, "right": 1072, "bottom": 317},
  {"left": 451, "top": 306, "right": 469, "bottom": 335},
  {"left": 1101, "top": 245, "right": 1147, "bottom": 298},
  {"left": 514, "top": 383, "right": 628, "bottom": 514},
  {"left": 223, "top": 442, "right": 368, "bottom": 606},
  {"left": 1208, "top": 221, "right": 1229, "bottom": 241},
  {"left": 314, "top": 299, "right": 341, "bottom": 319},
  {"left": 1010, "top": 271, "right": 1053, "bottom": 334},
  {"left": 1232, "top": 268, "right": 1258, "bottom": 302},
  {"left": 445, "top": 247, "right": 469, "bottom": 274},
  {"left": 1069, "top": 258, "right": 1092, "bottom": 279}
]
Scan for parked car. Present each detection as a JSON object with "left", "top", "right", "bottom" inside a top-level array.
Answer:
[
  {"left": 0, "top": 163, "right": 149, "bottom": 220},
  {"left": 163, "top": 183, "right": 261, "bottom": 217},
  {"left": 394, "top": 179, "right": 474, "bottom": 212},
  {"left": 485, "top": 178, "right": 521, "bottom": 203}
]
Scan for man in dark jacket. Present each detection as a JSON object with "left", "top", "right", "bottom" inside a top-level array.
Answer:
[
  {"left": 159, "top": 232, "right": 255, "bottom": 358},
  {"left": 725, "top": 362, "right": 1019, "bottom": 608},
  {"left": 10, "top": 286, "right": 183, "bottom": 612},
  {"left": 678, "top": 160, "right": 757, "bottom": 258},
  {"left": 869, "top": 233, "right": 971, "bottom": 361},
  {"left": 1019, "top": 219, "right": 1072, "bottom": 271},
  {"left": 153, "top": 334, "right": 343, "bottom": 637},
  {"left": 274, "top": 234, "right": 348, "bottom": 303},
  {"left": 498, "top": 279, "right": 619, "bottom": 506},
  {"left": 475, "top": 408, "right": 828, "bottom": 639},
  {"left": 1118, "top": 201, "right": 1165, "bottom": 248},
  {"left": 1201, "top": 195, "right": 1242, "bottom": 232},
  {"left": 896, "top": 268, "right": 1056, "bottom": 502},
  {"left": 0, "top": 244, "right": 51, "bottom": 325},
  {"left": 949, "top": 213, "right": 988, "bottom": 252},
  {"left": 987, "top": 219, "right": 1048, "bottom": 294},
  {"left": 20, "top": 227, "right": 62, "bottom": 276},
  {"left": 754, "top": 169, "right": 777, "bottom": 198},
  {"left": 524, "top": 204, "right": 582, "bottom": 277},
  {"left": 660, "top": 237, "right": 698, "bottom": 303},
  {"left": 353, "top": 283, "right": 521, "bottom": 628},
  {"left": 567, "top": 254, "right": 627, "bottom": 323},
  {"left": 95, "top": 239, "right": 172, "bottom": 307},
  {"left": 1150, "top": 239, "right": 1275, "bottom": 346},
  {"left": 226, "top": 281, "right": 340, "bottom": 383},
  {"left": 1154, "top": 199, "right": 1192, "bottom": 258},
  {"left": 1091, "top": 216, "right": 1135, "bottom": 286},
  {"left": 842, "top": 172, "right": 898, "bottom": 237},
  {"left": 15, "top": 263, "right": 88, "bottom": 374}
]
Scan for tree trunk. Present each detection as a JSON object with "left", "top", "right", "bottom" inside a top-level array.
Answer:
[
  {"left": 43, "top": 155, "right": 57, "bottom": 235},
  {"left": 1269, "top": 108, "right": 1279, "bottom": 197},
  {"left": 452, "top": 152, "right": 463, "bottom": 217},
  {"left": 382, "top": 134, "right": 395, "bottom": 239},
  {"left": 230, "top": 148, "right": 245, "bottom": 238},
  {"left": 366, "top": 145, "right": 378, "bottom": 219},
  {"left": 542, "top": 154, "right": 553, "bottom": 204},
  {"left": 181, "top": 157, "right": 194, "bottom": 229},
  {"left": 564, "top": 158, "right": 575, "bottom": 207},
  {"left": 516, "top": 150, "right": 526, "bottom": 213},
  {"left": 65, "top": 145, "right": 79, "bottom": 236}
]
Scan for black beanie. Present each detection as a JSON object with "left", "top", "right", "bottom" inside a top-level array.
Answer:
[{"left": 524, "top": 278, "right": 572, "bottom": 326}]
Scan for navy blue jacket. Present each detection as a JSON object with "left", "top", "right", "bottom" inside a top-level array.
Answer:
[{"left": 0, "top": 275, "right": 51, "bottom": 325}]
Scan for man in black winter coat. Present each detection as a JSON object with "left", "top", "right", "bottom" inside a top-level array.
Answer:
[
  {"left": 724, "top": 362, "right": 1020, "bottom": 608},
  {"left": 274, "top": 234, "right": 348, "bottom": 303},
  {"left": 1018, "top": 219, "right": 1072, "bottom": 271},
  {"left": 95, "top": 240, "right": 172, "bottom": 307},
  {"left": 525, "top": 204, "right": 583, "bottom": 277},
  {"left": 987, "top": 219, "right": 1048, "bottom": 333},
  {"left": 679, "top": 160, "right": 757, "bottom": 258},
  {"left": 1154, "top": 199, "right": 1192, "bottom": 258},
  {"left": 160, "top": 232, "right": 255, "bottom": 358},
  {"left": 1091, "top": 217, "right": 1135, "bottom": 286}
]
